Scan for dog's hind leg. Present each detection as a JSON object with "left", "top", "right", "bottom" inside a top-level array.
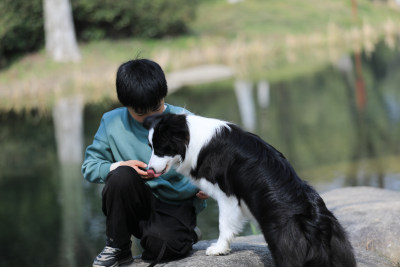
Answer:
[{"left": 206, "top": 196, "right": 247, "bottom": 256}]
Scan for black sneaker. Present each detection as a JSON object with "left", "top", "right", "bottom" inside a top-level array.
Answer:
[{"left": 92, "top": 245, "right": 133, "bottom": 267}]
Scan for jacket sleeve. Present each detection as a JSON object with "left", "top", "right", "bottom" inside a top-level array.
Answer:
[{"left": 81, "top": 117, "right": 113, "bottom": 183}]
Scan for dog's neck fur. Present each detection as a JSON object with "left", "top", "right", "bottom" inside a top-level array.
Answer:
[{"left": 176, "top": 115, "right": 229, "bottom": 176}]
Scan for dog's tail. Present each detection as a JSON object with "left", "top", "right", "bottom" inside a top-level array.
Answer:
[
  {"left": 262, "top": 197, "right": 357, "bottom": 267},
  {"left": 327, "top": 214, "right": 356, "bottom": 267},
  {"left": 302, "top": 196, "right": 356, "bottom": 267}
]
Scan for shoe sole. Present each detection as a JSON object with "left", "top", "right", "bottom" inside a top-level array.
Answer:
[
  {"left": 92, "top": 257, "right": 133, "bottom": 267},
  {"left": 118, "top": 257, "right": 134, "bottom": 266}
]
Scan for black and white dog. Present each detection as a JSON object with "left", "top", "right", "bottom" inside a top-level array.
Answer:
[{"left": 143, "top": 113, "right": 356, "bottom": 267}]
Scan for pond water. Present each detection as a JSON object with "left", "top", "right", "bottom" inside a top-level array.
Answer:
[{"left": 1, "top": 40, "right": 400, "bottom": 266}]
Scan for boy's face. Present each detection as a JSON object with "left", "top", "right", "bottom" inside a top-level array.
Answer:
[{"left": 128, "top": 99, "right": 165, "bottom": 123}]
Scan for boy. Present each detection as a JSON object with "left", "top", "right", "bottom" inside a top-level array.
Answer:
[{"left": 82, "top": 59, "right": 207, "bottom": 267}]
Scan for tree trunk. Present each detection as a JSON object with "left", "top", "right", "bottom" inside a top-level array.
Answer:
[{"left": 43, "top": 0, "right": 81, "bottom": 62}]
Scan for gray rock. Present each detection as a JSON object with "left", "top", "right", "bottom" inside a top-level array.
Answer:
[
  {"left": 322, "top": 186, "right": 400, "bottom": 265},
  {"left": 128, "top": 235, "right": 391, "bottom": 266},
  {"left": 128, "top": 186, "right": 400, "bottom": 266},
  {"left": 128, "top": 235, "right": 273, "bottom": 266}
]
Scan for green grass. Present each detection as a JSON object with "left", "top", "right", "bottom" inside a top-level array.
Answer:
[
  {"left": 0, "top": 0, "right": 399, "bottom": 113},
  {"left": 191, "top": 0, "right": 396, "bottom": 37}
]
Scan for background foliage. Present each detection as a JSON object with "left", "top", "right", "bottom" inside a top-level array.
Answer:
[
  {"left": 0, "top": 0, "right": 44, "bottom": 67},
  {"left": 72, "top": 0, "right": 198, "bottom": 40},
  {"left": 0, "top": 0, "right": 198, "bottom": 68}
]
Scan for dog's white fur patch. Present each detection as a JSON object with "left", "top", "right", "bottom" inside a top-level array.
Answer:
[
  {"left": 148, "top": 128, "right": 154, "bottom": 148},
  {"left": 197, "top": 178, "right": 250, "bottom": 255},
  {"left": 177, "top": 115, "right": 229, "bottom": 174}
]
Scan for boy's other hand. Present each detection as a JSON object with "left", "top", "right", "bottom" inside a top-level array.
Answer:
[{"left": 120, "top": 160, "right": 151, "bottom": 179}]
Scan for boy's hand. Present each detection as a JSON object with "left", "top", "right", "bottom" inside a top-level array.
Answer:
[
  {"left": 120, "top": 160, "right": 152, "bottom": 179},
  {"left": 196, "top": 191, "right": 209, "bottom": 200}
]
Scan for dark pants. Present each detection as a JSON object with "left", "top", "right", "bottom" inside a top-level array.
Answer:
[{"left": 101, "top": 166, "right": 196, "bottom": 249}]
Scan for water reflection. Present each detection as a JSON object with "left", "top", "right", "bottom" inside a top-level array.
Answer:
[
  {"left": 53, "top": 96, "right": 88, "bottom": 266},
  {"left": 233, "top": 80, "right": 271, "bottom": 132},
  {"left": 1, "top": 40, "right": 400, "bottom": 266},
  {"left": 52, "top": 96, "right": 84, "bottom": 164},
  {"left": 234, "top": 80, "right": 256, "bottom": 131},
  {"left": 59, "top": 164, "right": 85, "bottom": 267}
]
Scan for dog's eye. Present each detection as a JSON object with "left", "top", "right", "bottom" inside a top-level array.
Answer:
[{"left": 148, "top": 143, "right": 152, "bottom": 149}]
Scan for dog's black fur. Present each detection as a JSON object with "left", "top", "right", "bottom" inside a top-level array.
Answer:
[{"left": 144, "top": 113, "right": 356, "bottom": 267}]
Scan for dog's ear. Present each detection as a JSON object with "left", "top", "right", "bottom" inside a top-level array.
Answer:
[{"left": 143, "top": 114, "right": 163, "bottom": 130}]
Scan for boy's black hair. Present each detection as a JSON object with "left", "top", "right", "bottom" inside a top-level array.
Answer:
[{"left": 116, "top": 59, "right": 168, "bottom": 113}]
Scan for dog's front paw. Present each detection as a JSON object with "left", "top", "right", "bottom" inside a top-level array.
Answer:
[{"left": 205, "top": 242, "right": 231, "bottom": 256}]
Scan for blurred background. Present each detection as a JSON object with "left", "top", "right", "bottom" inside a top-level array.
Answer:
[{"left": 1, "top": 0, "right": 400, "bottom": 266}]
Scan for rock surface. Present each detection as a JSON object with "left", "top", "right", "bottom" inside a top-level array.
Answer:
[
  {"left": 322, "top": 186, "right": 400, "bottom": 265},
  {"left": 128, "top": 186, "right": 400, "bottom": 266}
]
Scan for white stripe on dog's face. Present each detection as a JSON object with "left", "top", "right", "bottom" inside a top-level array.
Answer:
[
  {"left": 148, "top": 128, "right": 167, "bottom": 174},
  {"left": 148, "top": 128, "right": 154, "bottom": 148},
  {"left": 147, "top": 127, "right": 181, "bottom": 176}
]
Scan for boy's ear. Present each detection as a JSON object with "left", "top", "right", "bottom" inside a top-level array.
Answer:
[{"left": 143, "top": 114, "right": 163, "bottom": 130}]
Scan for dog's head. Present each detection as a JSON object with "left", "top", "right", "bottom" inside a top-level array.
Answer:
[{"left": 143, "top": 113, "right": 189, "bottom": 177}]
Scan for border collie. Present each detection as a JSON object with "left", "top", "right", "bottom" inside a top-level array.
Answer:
[{"left": 143, "top": 113, "right": 356, "bottom": 267}]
